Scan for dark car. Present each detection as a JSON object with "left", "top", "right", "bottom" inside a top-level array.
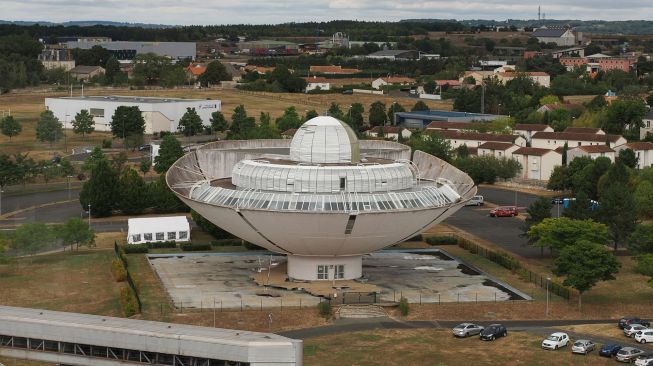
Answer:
[
  {"left": 619, "top": 317, "right": 651, "bottom": 329},
  {"left": 138, "top": 144, "right": 151, "bottom": 151},
  {"left": 480, "top": 324, "right": 507, "bottom": 341},
  {"left": 341, "top": 89, "right": 353, "bottom": 95},
  {"left": 599, "top": 343, "right": 623, "bottom": 357},
  {"left": 551, "top": 197, "right": 566, "bottom": 205},
  {"left": 489, "top": 206, "right": 518, "bottom": 217}
]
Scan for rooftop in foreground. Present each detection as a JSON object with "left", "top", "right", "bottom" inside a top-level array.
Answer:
[{"left": 50, "top": 95, "right": 215, "bottom": 103}]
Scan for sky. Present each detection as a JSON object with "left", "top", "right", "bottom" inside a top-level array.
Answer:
[{"left": 3, "top": 0, "right": 653, "bottom": 25}]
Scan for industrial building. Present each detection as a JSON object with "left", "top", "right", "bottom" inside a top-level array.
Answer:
[
  {"left": 45, "top": 96, "right": 220, "bottom": 134},
  {"left": 0, "top": 305, "right": 302, "bottom": 366},
  {"left": 394, "top": 110, "right": 504, "bottom": 129},
  {"left": 66, "top": 41, "right": 196, "bottom": 61},
  {"left": 166, "top": 116, "right": 475, "bottom": 281}
]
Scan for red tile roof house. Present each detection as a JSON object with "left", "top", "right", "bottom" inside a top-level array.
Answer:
[
  {"left": 567, "top": 145, "right": 616, "bottom": 163},
  {"left": 364, "top": 126, "right": 412, "bottom": 141},
  {"left": 477, "top": 142, "right": 520, "bottom": 159},
  {"left": 426, "top": 121, "right": 484, "bottom": 131},
  {"left": 309, "top": 65, "right": 360, "bottom": 74},
  {"left": 426, "top": 130, "right": 527, "bottom": 149},
  {"left": 614, "top": 142, "right": 653, "bottom": 169},
  {"left": 512, "top": 147, "right": 563, "bottom": 181},
  {"left": 513, "top": 123, "right": 554, "bottom": 141},
  {"left": 563, "top": 127, "right": 605, "bottom": 135},
  {"left": 371, "top": 76, "right": 416, "bottom": 90},
  {"left": 186, "top": 63, "right": 207, "bottom": 79},
  {"left": 530, "top": 131, "right": 627, "bottom": 149}
]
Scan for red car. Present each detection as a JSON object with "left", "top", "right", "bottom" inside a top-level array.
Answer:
[{"left": 489, "top": 206, "right": 518, "bottom": 217}]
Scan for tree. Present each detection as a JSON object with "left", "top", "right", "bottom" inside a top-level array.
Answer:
[
  {"left": 198, "top": 61, "right": 231, "bottom": 87},
  {"left": 210, "top": 111, "right": 229, "bottom": 134},
  {"left": 597, "top": 180, "right": 638, "bottom": 251},
  {"left": 227, "top": 105, "right": 256, "bottom": 139},
  {"left": 635, "top": 180, "right": 653, "bottom": 218},
  {"left": 410, "top": 132, "right": 452, "bottom": 162},
  {"left": 150, "top": 174, "right": 186, "bottom": 213},
  {"left": 627, "top": 224, "right": 653, "bottom": 255},
  {"left": 104, "top": 56, "right": 121, "bottom": 83},
  {"left": 177, "top": 107, "right": 203, "bottom": 137},
  {"left": 387, "top": 103, "right": 405, "bottom": 125},
  {"left": 368, "top": 101, "right": 387, "bottom": 126},
  {"left": 411, "top": 100, "right": 430, "bottom": 112},
  {"left": 539, "top": 95, "right": 560, "bottom": 106},
  {"left": 0, "top": 115, "right": 21, "bottom": 140},
  {"left": 71, "top": 109, "right": 95, "bottom": 139},
  {"left": 0, "top": 154, "right": 19, "bottom": 193},
  {"left": 259, "top": 112, "right": 271, "bottom": 125},
  {"left": 554, "top": 240, "right": 621, "bottom": 310},
  {"left": 139, "top": 157, "right": 152, "bottom": 177},
  {"left": 79, "top": 159, "right": 118, "bottom": 217},
  {"left": 561, "top": 142, "right": 568, "bottom": 166},
  {"left": 347, "top": 103, "right": 364, "bottom": 131},
  {"left": 618, "top": 148, "right": 638, "bottom": 169},
  {"left": 304, "top": 109, "right": 319, "bottom": 121},
  {"left": 117, "top": 168, "right": 149, "bottom": 215},
  {"left": 275, "top": 106, "right": 302, "bottom": 132},
  {"left": 527, "top": 217, "right": 609, "bottom": 252},
  {"left": 328, "top": 103, "right": 344, "bottom": 119},
  {"left": 603, "top": 99, "right": 647, "bottom": 136},
  {"left": 547, "top": 165, "right": 571, "bottom": 191},
  {"left": 110, "top": 106, "right": 145, "bottom": 148},
  {"left": 154, "top": 134, "right": 184, "bottom": 174},
  {"left": 35, "top": 110, "right": 63, "bottom": 146},
  {"left": 11, "top": 222, "right": 54, "bottom": 256},
  {"left": 521, "top": 196, "right": 552, "bottom": 254},
  {"left": 57, "top": 218, "right": 95, "bottom": 251}
]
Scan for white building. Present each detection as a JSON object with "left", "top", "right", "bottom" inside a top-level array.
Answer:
[
  {"left": 303, "top": 76, "right": 330, "bottom": 92},
  {"left": 477, "top": 142, "right": 520, "bottom": 159},
  {"left": 127, "top": 216, "right": 191, "bottom": 244},
  {"left": 512, "top": 147, "right": 562, "bottom": 181},
  {"left": 427, "top": 130, "right": 526, "bottom": 149},
  {"left": 371, "top": 76, "right": 415, "bottom": 90},
  {"left": 45, "top": 96, "right": 220, "bottom": 134},
  {"left": 166, "top": 116, "right": 476, "bottom": 281},
  {"left": 530, "top": 131, "right": 627, "bottom": 150},
  {"left": 513, "top": 124, "right": 554, "bottom": 142},
  {"left": 641, "top": 109, "right": 653, "bottom": 140},
  {"left": 615, "top": 142, "right": 653, "bottom": 169},
  {"left": 531, "top": 27, "right": 581, "bottom": 47},
  {"left": 364, "top": 126, "right": 412, "bottom": 141},
  {"left": 566, "top": 145, "right": 616, "bottom": 163}
]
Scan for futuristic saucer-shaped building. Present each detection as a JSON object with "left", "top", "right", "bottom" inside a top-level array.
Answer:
[{"left": 167, "top": 116, "right": 476, "bottom": 281}]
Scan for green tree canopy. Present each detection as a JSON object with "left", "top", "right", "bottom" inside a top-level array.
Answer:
[
  {"left": 117, "top": 168, "right": 149, "bottom": 215},
  {"left": 617, "top": 148, "right": 638, "bottom": 169},
  {"left": 177, "top": 107, "right": 203, "bottom": 137},
  {"left": 328, "top": 102, "right": 344, "bottom": 119},
  {"left": 0, "top": 115, "right": 21, "bottom": 140},
  {"left": 56, "top": 217, "right": 95, "bottom": 251},
  {"left": 139, "top": 157, "right": 152, "bottom": 177},
  {"left": 304, "top": 109, "right": 319, "bottom": 121},
  {"left": 347, "top": 103, "right": 364, "bottom": 131},
  {"left": 275, "top": 106, "right": 302, "bottom": 132},
  {"left": 198, "top": 61, "right": 231, "bottom": 87},
  {"left": 79, "top": 159, "right": 118, "bottom": 217},
  {"left": 411, "top": 100, "right": 430, "bottom": 112},
  {"left": 521, "top": 196, "right": 552, "bottom": 243},
  {"left": 71, "top": 109, "right": 95, "bottom": 138},
  {"left": 11, "top": 222, "right": 54, "bottom": 255},
  {"left": 627, "top": 224, "right": 653, "bottom": 255},
  {"left": 528, "top": 217, "right": 609, "bottom": 252},
  {"left": 104, "top": 56, "right": 121, "bottom": 83},
  {"left": 210, "top": 111, "right": 229, "bottom": 133},
  {"left": 635, "top": 180, "right": 653, "bottom": 218},
  {"left": 603, "top": 99, "right": 647, "bottom": 135},
  {"left": 35, "top": 110, "right": 63, "bottom": 146},
  {"left": 596, "top": 171, "right": 638, "bottom": 250},
  {"left": 387, "top": 102, "right": 406, "bottom": 125},
  {"left": 228, "top": 105, "right": 256, "bottom": 139},
  {"left": 110, "top": 106, "right": 145, "bottom": 146},
  {"left": 410, "top": 131, "right": 452, "bottom": 162},
  {"left": 154, "top": 134, "right": 184, "bottom": 174},
  {"left": 368, "top": 101, "right": 387, "bottom": 127}
]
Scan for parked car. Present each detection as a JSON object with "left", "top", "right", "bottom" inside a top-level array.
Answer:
[
  {"left": 572, "top": 339, "right": 596, "bottom": 354},
  {"left": 599, "top": 343, "right": 623, "bottom": 357},
  {"left": 341, "top": 89, "right": 353, "bottom": 95},
  {"left": 489, "top": 206, "right": 518, "bottom": 217},
  {"left": 617, "top": 347, "right": 646, "bottom": 363},
  {"left": 619, "top": 317, "right": 651, "bottom": 329},
  {"left": 551, "top": 197, "right": 566, "bottom": 205},
  {"left": 635, "top": 354, "right": 653, "bottom": 366},
  {"left": 465, "top": 195, "right": 484, "bottom": 206},
  {"left": 625, "top": 324, "right": 649, "bottom": 337},
  {"left": 138, "top": 144, "right": 151, "bottom": 151},
  {"left": 452, "top": 323, "right": 484, "bottom": 337},
  {"left": 635, "top": 330, "right": 653, "bottom": 344},
  {"left": 479, "top": 324, "right": 507, "bottom": 341},
  {"left": 541, "top": 332, "right": 570, "bottom": 350}
]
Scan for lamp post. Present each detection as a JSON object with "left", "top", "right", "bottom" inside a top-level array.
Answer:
[
  {"left": 67, "top": 175, "right": 73, "bottom": 200},
  {"left": 64, "top": 114, "right": 69, "bottom": 153},
  {"left": 88, "top": 204, "right": 91, "bottom": 227},
  {"left": 0, "top": 188, "right": 3, "bottom": 216},
  {"left": 546, "top": 277, "right": 551, "bottom": 317}
]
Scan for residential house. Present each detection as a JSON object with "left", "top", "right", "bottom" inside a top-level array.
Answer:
[
  {"left": 426, "top": 130, "right": 526, "bottom": 149},
  {"left": 38, "top": 48, "right": 75, "bottom": 71},
  {"left": 366, "top": 50, "right": 420, "bottom": 61},
  {"left": 530, "top": 131, "right": 627, "bottom": 149},
  {"left": 303, "top": 76, "right": 331, "bottom": 92},
  {"left": 243, "top": 65, "right": 275, "bottom": 74},
  {"left": 563, "top": 127, "right": 605, "bottom": 135},
  {"left": 531, "top": 26, "right": 582, "bottom": 47},
  {"left": 640, "top": 109, "right": 653, "bottom": 140},
  {"left": 496, "top": 71, "right": 551, "bottom": 88},
  {"left": 536, "top": 103, "right": 584, "bottom": 114},
  {"left": 477, "top": 142, "right": 520, "bottom": 159},
  {"left": 513, "top": 124, "right": 553, "bottom": 141},
  {"left": 566, "top": 145, "right": 616, "bottom": 163},
  {"left": 614, "top": 142, "right": 653, "bottom": 169},
  {"left": 371, "top": 76, "right": 416, "bottom": 90},
  {"left": 281, "top": 128, "right": 297, "bottom": 139},
  {"left": 186, "top": 63, "right": 207, "bottom": 81},
  {"left": 550, "top": 47, "right": 586, "bottom": 59},
  {"left": 426, "top": 121, "right": 483, "bottom": 131},
  {"left": 512, "top": 147, "right": 563, "bottom": 181},
  {"left": 435, "top": 80, "right": 462, "bottom": 90},
  {"left": 309, "top": 65, "right": 360, "bottom": 74},
  {"left": 364, "top": 126, "right": 412, "bottom": 141},
  {"left": 460, "top": 71, "right": 495, "bottom": 86},
  {"left": 69, "top": 65, "right": 105, "bottom": 81}
]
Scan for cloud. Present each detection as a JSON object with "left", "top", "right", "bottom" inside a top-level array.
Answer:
[{"left": 2, "top": 0, "right": 653, "bottom": 25}]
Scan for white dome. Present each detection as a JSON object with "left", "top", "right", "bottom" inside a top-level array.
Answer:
[{"left": 289, "top": 116, "right": 360, "bottom": 164}]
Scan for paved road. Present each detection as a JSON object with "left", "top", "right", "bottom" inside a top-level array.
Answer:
[{"left": 1, "top": 188, "right": 80, "bottom": 214}]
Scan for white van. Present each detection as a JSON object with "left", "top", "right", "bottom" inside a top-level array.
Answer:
[{"left": 465, "top": 195, "right": 484, "bottom": 206}]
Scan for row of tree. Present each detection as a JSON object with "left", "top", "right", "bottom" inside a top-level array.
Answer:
[{"left": 0, "top": 218, "right": 95, "bottom": 257}]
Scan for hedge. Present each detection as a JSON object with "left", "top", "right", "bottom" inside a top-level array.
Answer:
[
  {"left": 110, "top": 258, "right": 127, "bottom": 282},
  {"left": 211, "top": 239, "right": 244, "bottom": 247},
  {"left": 123, "top": 244, "right": 149, "bottom": 254},
  {"left": 180, "top": 243, "right": 212, "bottom": 251},
  {"left": 120, "top": 286, "right": 139, "bottom": 317},
  {"left": 398, "top": 297, "right": 410, "bottom": 316},
  {"left": 425, "top": 235, "right": 458, "bottom": 245},
  {"left": 146, "top": 241, "right": 177, "bottom": 249},
  {"left": 405, "top": 234, "right": 423, "bottom": 242}
]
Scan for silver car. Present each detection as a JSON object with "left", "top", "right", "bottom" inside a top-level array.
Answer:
[
  {"left": 452, "top": 323, "right": 484, "bottom": 337},
  {"left": 625, "top": 324, "right": 649, "bottom": 337},
  {"left": 572, "top": 339, "right": 595, "bottom": 355},
  {"left": 617, "top": 347, "right": 646, "bottom": 363}
]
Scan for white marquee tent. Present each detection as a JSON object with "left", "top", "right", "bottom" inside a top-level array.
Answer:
[{"left": 127, "top": 216, "right": 191, "bottom": 244}]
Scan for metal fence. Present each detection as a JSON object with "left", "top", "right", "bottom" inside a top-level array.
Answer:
[{"left": 114, "top": 242, "right": 143, "bottom": 312}]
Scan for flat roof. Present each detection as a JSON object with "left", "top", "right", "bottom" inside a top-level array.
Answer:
[
  {"left": 49, "top": 95, "right": 217, "bottom": 104},
  {"left": 397, "top": 110, "right": 497, "bottom": 118}
]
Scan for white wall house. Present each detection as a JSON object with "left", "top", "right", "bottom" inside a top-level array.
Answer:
[
  {"left": 303, "top": 76, "right": 330, "bottom": 92},
  {"left": 566, "top": 145, "right": 616, "bottom": 163},
  {"left": 364, "top": 126, "right": 412, "bottom": 141},
  {"left": 127, "top": 216, "right": 191, "bottom": 244},
  {"left": 513, "top": 124, "right": 553, "bottom": 142},
  {"left": 530, "top": 131, "right": 627, "bottom": 150},
  {"left": 428, "top": 130, "right": 526, "bottom": 149},
  {"left": 614, "top": 142, "right": 653, "bottom": 169},
  {"left": 45, "top": 96, "right": 221, "bottom": 134},
  {"left": 641, "top": 109, "right": 653, "bottom": 140},
  {"left": 477, "top": 142, "right": 520, "bottom": 159},
  {"left": 512, "top": 147, "right": 562, "bottom": 181}
]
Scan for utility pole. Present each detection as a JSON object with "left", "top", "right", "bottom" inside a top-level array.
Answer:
[
  {"left": 88, "top": 203, "right": 91, "bottom": 227},
  {"left": 546, "top": 277, "right": 551, "bottom": 317},
  {"left": 480, "top": 81, "right": 486, "bottom": 114}
]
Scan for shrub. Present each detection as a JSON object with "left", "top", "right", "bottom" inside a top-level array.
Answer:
[
  {"left": 110, "top": 258, "right": 127, "bottom": 282},
  {"left": 405, "top": 234, "right": 423, "bottom": 242},
  {"left": 180, "top": 242, "right": 212, "bottom": 251},
  {"left": 211, "top": 239, "right": 244, "bottom": 247},
  {"left": 425, "top": 235, "right": 458, "bottom": 245},
  {"left": 101, "top": 139, "right": 112, "bottom": 148},
  {"left": 120, "top": 286, "right": 139, "bottom": 317},
  {"left": 146, "top": 241, "right": 177, "bottom": 249},
  {"left": 123, "top": 244, "right": 149, "bottom": 254},
  {"left": 318, "top": 301, "right": 331, "bottom": 318},
  {"left": 398, "top": 297, "right": 409, "bottom": 316}
]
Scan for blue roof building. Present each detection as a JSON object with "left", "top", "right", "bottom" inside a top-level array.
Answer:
[{"left": 394, "top": 110, "right": 504, "bottom": 129}]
